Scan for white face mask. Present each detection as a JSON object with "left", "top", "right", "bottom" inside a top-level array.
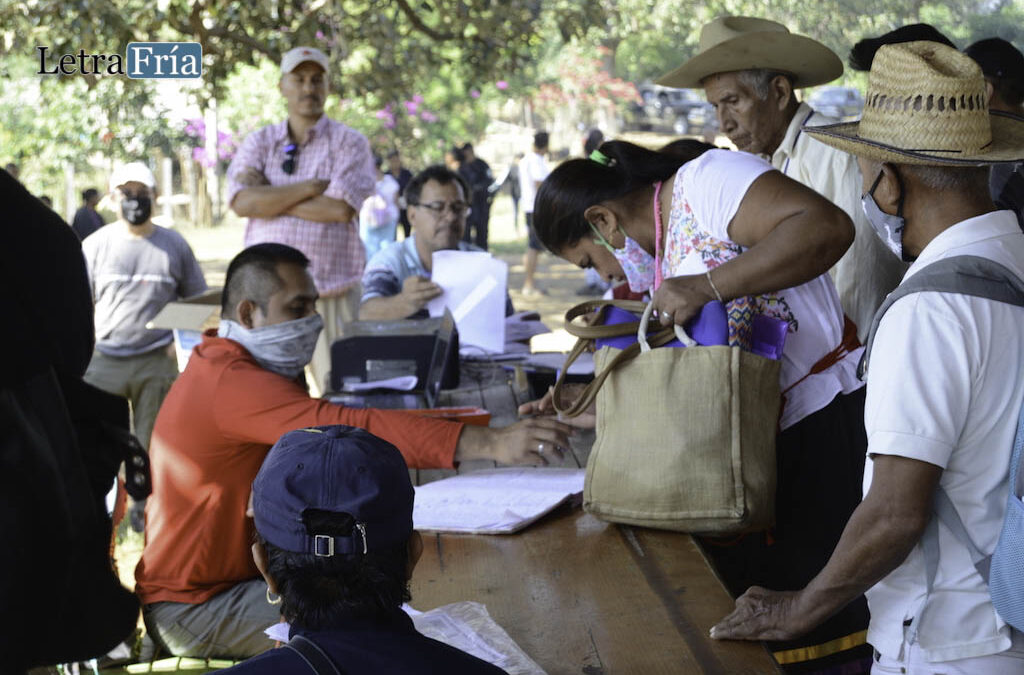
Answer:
[{"left": 218, "top": 314, "right": 324, "bottom": 380}]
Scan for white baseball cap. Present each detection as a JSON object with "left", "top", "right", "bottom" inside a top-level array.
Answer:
[
  {"left": 109, "top": 162, "right": 156, "bottom": 193},
  {"left": 280, "top": 47, "right": 329, "bottom": 75}
]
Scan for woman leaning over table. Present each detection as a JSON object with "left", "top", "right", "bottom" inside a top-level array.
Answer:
[{"left": 520, "top": 140, "right": 872, "bottom": 673}]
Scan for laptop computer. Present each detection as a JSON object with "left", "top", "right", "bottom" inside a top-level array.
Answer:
[{"left": 327, "top": 310, "right": 457, "bottom": 410}]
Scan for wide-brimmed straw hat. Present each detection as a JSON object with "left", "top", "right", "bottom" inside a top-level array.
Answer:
[
  {"left": 657, "top": 16, "right": 842, "bottom": 89},
  {"left": 805, "top": 41, "right": 1024, "bottom": 165}
]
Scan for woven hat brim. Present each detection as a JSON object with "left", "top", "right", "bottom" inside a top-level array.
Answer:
[
  {"left": 804, "top": 114, "right": 1024, "bottom": 165},
  {"left": 657, "top": 33, "right": 843, "bottom": 89}
]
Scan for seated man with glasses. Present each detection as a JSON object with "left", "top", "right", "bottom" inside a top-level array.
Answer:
[{"left": 359, "top": 165, "right": 514, "bottom": 320}]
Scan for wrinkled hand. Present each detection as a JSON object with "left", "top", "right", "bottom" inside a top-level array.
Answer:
[
  {"left": 397, "top": 275, "right": 443, "bottom": 316},
  {"left": 710, "top": 587, "right": 815, "bottom": 642},
  {"left": 651, "top": 274, "right": 715, "bottom": 326},
  {"left": 518, "top": 385, "right": 596, "bottom": 430},
  {"left": 236, "top": 168, "right": 270, "bottom": 187}
]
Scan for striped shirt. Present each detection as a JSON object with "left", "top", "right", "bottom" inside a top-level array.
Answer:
[{"left": 227, "top": 115, "right": 376, "bottom": 294}]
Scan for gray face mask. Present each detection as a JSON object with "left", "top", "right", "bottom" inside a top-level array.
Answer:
[
  {"left": 218, "top": 314, "right": 324, "bottom": 380},
  {"left": 861, "top": 168, "right": 914, "bottom": 262}
]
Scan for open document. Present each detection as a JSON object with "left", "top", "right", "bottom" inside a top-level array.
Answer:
[
  {"left": 426, "top": 250, "right": 507, "bottom": 353},
  {"left": 409, "top": 601, "right": 545, "bottom": 675},
  {"left": 413, "top": 468, "right": 585, "bottom": 534},
  {"left": 266, "top": 601, "right": 545, "bottom": 674}
]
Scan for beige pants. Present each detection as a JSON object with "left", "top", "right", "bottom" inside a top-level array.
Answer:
[
  {"left": 308, "top": 284, "right": 361, "bottom": 396},
  {"left": 83, "top": 347, "right": 178, "bottom": 451},
  {"left": 143, "top": 578, "right": 280, "bottom": 659}
]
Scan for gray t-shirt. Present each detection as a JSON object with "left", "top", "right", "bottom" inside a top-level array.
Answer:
[{"left": 83, "top": 223, "right": 208, "bottom": 357}]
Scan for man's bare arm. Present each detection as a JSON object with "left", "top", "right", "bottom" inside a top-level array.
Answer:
[
  {"left": 231, "top": 179, "right": 328, "bottom": 218},
  {"left": 285, "top": 194, "right": 357, "bottom": 224},
  {"left": 711, "top": 454, "right": 941, "bottom": 641},
  {"left": 359, "top": 276, "right": 442, "bottom": 320}
]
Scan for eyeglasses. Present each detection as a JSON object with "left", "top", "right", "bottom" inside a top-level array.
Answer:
[
  {"left": 282, "top": 143, "right": 299, "bottom": 175},
  {"left": 410, "top": 201, "right": 470, "bottom": 217}
]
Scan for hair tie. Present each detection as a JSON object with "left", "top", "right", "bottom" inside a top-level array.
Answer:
[{"left": 589, "top": 149, "right": 616, "bottom": 167}]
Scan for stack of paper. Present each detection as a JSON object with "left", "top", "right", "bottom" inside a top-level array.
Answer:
[{"left": 413, "top": 468, "right": 585, "bottom": 534}]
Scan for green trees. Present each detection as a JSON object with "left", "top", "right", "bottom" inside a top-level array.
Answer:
[{"left": 1, "top": 0, "right": 1021, "bottom": 218}]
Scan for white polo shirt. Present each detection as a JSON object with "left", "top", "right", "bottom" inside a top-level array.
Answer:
[{"left": 863, "top": 210, "right": 1024, "bottom": 662}]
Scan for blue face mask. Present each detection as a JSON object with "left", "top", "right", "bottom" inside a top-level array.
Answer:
[
  {"left": 861, "top": 168, "right": 914, "bottom": 262},
  {"left": 588, "top": 222, "right": 656, "bottom": 292}
]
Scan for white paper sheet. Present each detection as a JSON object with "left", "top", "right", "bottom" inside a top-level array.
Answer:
[
  {"left": 426, "top": 250, "right": 508, "bottom": 353},
  {"left": 341, "top": 375, "right": 418, "bottom": 392},
  {"left": 413, "top": 468, "right": 585, "bottom": 534},
  {"left": 265, "top": 602, "right": 546, "bottom": 674},
  {"left": 410, "top": 601, "right": 546, "bottom": 675}
]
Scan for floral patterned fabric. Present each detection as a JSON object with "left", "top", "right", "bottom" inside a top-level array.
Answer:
[{"left": 659, "top": 149, "right": 863, "bottom": 430}]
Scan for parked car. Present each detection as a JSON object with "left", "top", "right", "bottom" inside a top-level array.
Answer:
[
  {"left": 808, "top": 86, "right": 864, "bottom": 120},
  {"left": 629, "top": 83, "right": 715, "bottom": 135}
]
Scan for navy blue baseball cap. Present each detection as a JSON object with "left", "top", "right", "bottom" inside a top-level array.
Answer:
[{"left": 252, "top": 425, "right": 414, "bottom": 557}]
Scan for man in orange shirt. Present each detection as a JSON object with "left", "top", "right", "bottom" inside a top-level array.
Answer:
[{"left": 135, "top": 243, "right": 570, "bottom": 659}]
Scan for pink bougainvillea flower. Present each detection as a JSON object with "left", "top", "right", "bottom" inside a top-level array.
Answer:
[
  {"left": 470, "top": 88, "right": 481, "bottom": 99},
  {"left": 496, "top": 80, "right": 508, "bottom": 90}
]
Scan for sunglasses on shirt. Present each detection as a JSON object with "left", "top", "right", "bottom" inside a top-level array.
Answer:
[{"left": 282, "top": 143, "right": 299, "bottom": 175}]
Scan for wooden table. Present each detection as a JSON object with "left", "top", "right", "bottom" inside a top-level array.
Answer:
[{"left": 411, "top": 506, "right": 780, "bottom": 674}]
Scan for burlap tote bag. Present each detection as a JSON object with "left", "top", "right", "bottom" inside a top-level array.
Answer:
[{"left": 554, "top": 300, "right": 780, "bottom": 534}]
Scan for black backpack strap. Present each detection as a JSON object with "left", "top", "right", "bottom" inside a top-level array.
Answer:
[
  {"left": 285, "top": 634, "right": 344, "bottom": 675},
  {"left": 859, "top": 255, "right": 1024, "bottom": 379}
]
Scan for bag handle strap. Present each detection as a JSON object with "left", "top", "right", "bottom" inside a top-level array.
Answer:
[
  {"left": 552, "top": 306, "right": 682, "bottom": 417},
  {"left": 563, "top": 299, "right": 650, "bottom": 339},
  {"left": 638, "top": 301, "right": 696, "bottom": 351}
]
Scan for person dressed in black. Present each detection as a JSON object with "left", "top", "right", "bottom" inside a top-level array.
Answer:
[
  {"left": 219, "top": 426, "right": 505, "bottom": 675},
  {"left": 386, "top": 149, "right": 414, "bottom": 238},
  {"left": 965, "top": 37, "right": 1024, "bottom": 225},
  {"left": 72, "top": 187, "right": 106, "bottom": 241},
  {"left": 503, "top": 153, "right": 523, "bottom": 233},
  {"left": 457, "top": 143, "right": 494, "bottom": 250}
]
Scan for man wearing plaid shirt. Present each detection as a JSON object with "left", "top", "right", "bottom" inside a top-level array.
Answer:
[{"left": 228, "top": 46, "right": 376, "bottom": 392}]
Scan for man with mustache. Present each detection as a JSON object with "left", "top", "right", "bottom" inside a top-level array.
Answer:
[
  {"left": 659, "top": 16, "right": 906, "bottom": 341},
  {"left": 228, "top": 46, "right": 376, "bottom": 393},
  {"left": 359, "top": 165, "right": 513, "bottom": 320}
]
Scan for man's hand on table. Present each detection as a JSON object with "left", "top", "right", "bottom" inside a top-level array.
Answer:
[
  {"left": 456, "top": 417, "right": 572, "bottom": 466},
  {"left": 518, "top": 384, "right": 596, "bottom": 430},
  {"left": 710, "top": 586, "right": 818, "bottom": 642}
]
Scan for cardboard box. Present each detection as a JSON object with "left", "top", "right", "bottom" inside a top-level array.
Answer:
[{"left": 146, "top": 288, "right": 221, "bottom": 371}]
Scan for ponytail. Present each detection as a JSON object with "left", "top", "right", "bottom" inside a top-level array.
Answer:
[{"left": 533, "top": 140, "right": 712, "bottom": 252}]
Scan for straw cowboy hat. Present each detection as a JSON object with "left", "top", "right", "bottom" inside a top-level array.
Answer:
[
  {"left": 657, "top": 16, "right": 843, "bottom": 89},
  {"left": 806, "top": 41, "right": 1024, "bottom": 165}
]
